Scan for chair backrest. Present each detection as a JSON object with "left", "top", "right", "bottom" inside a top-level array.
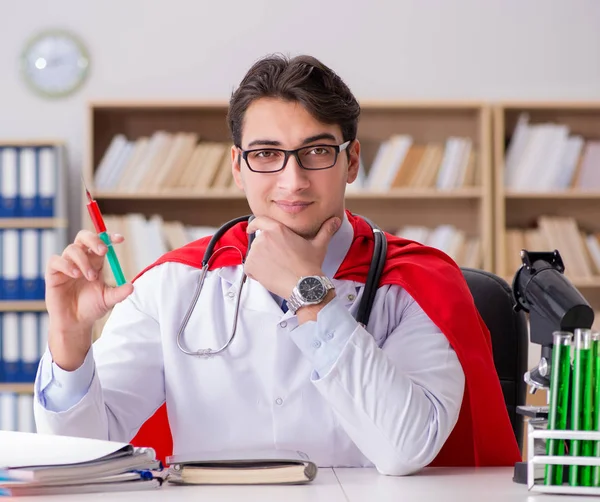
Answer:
[{"left": 460, "top": 267, "right": 528, "bottom": 453}]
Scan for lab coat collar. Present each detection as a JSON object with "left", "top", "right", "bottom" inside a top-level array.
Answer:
[{"left": 322, "top": 211, "right": 353, "bottom": 278}]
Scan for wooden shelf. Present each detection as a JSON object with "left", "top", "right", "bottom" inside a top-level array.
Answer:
[
  {"left": 87, "top": 100, "right": 494, "bottom": 274},
  {"left": 0, "top": 139, "right": 64, "bottom": 147},
  {"left": 493, "top": 103, "right": 600, "bottom": 295},
  {"left": 0, "top": 383, "right": 34, "bottom": 393},
  {"left": 505, "top": 191, "right": 600, "bottom": 200},
  {"left": 93, "top": 188, "right": 483, "bottom": 201},
  {"left": 0, "top": 301, "right": 46, "bottom": 312},
  {"left": 0, "top": 218, "right": 68, "bottom": 228}
]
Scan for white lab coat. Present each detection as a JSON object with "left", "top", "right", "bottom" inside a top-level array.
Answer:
[{"left": 34, "top": 222, "right": 465, "bottom": 476}]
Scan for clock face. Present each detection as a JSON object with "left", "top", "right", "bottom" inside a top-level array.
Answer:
[
  {"left": 298, "top": 277, "right": 326, "bottom": 302},
  {"left": 21, "top": 30, "right": 90, "bottom": 98}
]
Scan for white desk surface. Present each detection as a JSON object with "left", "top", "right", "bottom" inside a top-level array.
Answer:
[{"left": 13, "top": 467, "right": 573, "bottom": 501}]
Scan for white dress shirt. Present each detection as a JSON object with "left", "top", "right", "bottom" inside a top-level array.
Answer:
[{"left": 34, "top": 213, "right": 465, "bottom": 476}]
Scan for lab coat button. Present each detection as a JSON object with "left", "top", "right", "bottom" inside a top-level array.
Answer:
[
  {"left": 279, "top": 321, "right": 287, "bottom": 328},
  {"left": 275, "top": 398, "right": 283, "bottom": 405},
  {"left": 312, "top": 339, "right": 322, "bottom": 348},
  {"left": 326, "top": 332, "right": 334, "bottom": 340},
  {"left": 347, "top": 294, "right": 356, "bottom": 301},
  {"left": 227, "top": 291, "right": 235, "bottom": 298}
]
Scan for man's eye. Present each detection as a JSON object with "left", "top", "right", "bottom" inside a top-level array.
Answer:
[
  {"left": 308, "top": 147, "right": 333, "bottom": 155},
  {"left": 251, "top": 150, "right": 279, "bottom": 159}
]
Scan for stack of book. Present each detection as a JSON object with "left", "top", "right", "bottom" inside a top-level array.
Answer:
[
  {"left": 504, "top": 113, "right": 600, "bottom": 191},
  {"left": 0, "top": 431, "right": 162, "bottom": 496},
  {"left": 357, "top": 135, "right": 478, "bottom": 192},
  {"left": 92, "top": 132, "right": 479, "bottom": 194},
  {"left": 0, "top": 431, "right": 318, "bottom": 495},
  {"left": 93, "top": 133, "right": 235, "bottom": 193},
  {"left": 504, "top": 216, "right": 600, "bottom": 281},
  {"left": 395, "top": 224, "right": 482, "bottom": 269}
]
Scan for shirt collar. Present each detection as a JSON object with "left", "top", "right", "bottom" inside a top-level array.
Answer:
[{"left": 322, "top": 211, "right": 353, "bottom": 278}]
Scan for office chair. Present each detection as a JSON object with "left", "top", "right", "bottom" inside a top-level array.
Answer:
[{"left": 461, "top": 267, "right": 529, "bottom": 453}]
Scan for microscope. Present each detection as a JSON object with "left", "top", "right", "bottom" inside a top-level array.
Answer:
[{"left": 511, "top": 249, "right": 595, "bottom": 483}]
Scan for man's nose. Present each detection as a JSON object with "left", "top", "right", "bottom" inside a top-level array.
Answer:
[{"left": 277, "top": 154, "right": 310, "bottom": 191}]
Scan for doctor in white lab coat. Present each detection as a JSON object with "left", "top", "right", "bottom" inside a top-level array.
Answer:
[{"left": 34, "top": 54, "right": 465, "bottom": 476}]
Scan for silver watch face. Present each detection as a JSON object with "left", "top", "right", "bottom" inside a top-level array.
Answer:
[{"left": 298, "top": 276, "right": 326, "bottom": 302}]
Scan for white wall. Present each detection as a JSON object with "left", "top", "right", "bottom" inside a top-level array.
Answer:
[{"left": 1, "top": 0, "right": 600, "bottom": 230}]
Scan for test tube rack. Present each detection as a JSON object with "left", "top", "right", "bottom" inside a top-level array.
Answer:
[{"left": 527, "top": 422, "right": 600, "bottom": 495}]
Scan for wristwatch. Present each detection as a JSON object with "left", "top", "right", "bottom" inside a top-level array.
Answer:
[{"left": 287, "top": 276, "right": 335, "bottom": 313}]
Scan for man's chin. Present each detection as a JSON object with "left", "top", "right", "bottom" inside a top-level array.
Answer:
[{"left": 276, "top": 216, "right": 320, "bottom": 240}]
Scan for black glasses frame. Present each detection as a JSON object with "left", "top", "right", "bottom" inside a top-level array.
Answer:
[{"left": 238, "top": 140, "right": 352, "bottom": 173}]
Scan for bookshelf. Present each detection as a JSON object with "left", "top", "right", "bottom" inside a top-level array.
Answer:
[
  {"left": 493, "top": 102, "right": 600, "bottom": 312},
  {"left": 0, "top": 140, "right": 66, "bottom": 432},
  {"left": 85, "top": 100, "right": 494, "bottom": 273},
  {"left": 0, "top": 383, "right": 34, "bottom": 394}
]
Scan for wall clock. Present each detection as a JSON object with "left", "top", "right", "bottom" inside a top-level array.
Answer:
[{"left": 21, "top": 29, "right": 90, "bottom": 98}]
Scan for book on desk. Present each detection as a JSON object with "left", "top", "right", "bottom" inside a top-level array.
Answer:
[
  {"left": 167, "top": 449, "right": 318, "bottom": 485},
  {"left": 0, "top": 431, "right": 318, "bottom": 496},
  {"left": 0, "top": 431, "right": 162, "bottom": 496}
]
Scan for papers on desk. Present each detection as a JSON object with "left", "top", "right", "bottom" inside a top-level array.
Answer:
[
  {"left": 0, "top": 431, "right": 162, "bottom": 496},
  {"left": 166, "top": 449, "right": 318, "bottom": 485}
]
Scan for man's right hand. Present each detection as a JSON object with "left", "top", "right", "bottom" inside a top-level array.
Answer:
[{"left": 45, "top": 230, "right": 134, "bottom": 371}]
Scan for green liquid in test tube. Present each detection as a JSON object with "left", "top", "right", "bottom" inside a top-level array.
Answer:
[
  {"left": 570, "top": 329, "right": 592, "bottom": 487},
  {"left": 592, "top": 332, "right": 600, "bottom": 487},
  {"left": 580, "top": 329, "right": 595, "bottom": 486},
  {"left": 545, "top": 331, "right": 572, "bottom": 486}
]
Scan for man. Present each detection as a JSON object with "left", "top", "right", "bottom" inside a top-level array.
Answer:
[{"left": 35, "top": 54, "right": 520, "bottom": 475}]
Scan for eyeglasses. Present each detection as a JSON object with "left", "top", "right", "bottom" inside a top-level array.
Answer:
[{"left": 239, "top": 140, "right": 352, "bottom": 173}]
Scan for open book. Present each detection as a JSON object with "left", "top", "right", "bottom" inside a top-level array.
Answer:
[
  {"left": 166, "top": 450, "right": 318, "bottom": 485},
  {"left": 0, "top": 431, "right": 162, "bottom": 496}
]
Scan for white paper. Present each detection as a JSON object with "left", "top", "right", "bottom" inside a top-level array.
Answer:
[{"left": 0, "top": 431, "right": 130, "bottom": 468}]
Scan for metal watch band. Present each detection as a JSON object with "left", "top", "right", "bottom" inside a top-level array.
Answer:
[{"left": 287, "top": 276, "right": 335, "bottom": 313}]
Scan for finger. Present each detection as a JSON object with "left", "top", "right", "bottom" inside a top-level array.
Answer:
[
  {"left": 103, "top": 283, "right": 134, "bottom": 309},
  {"left": 46, "top": 255, "right": 81, "bottom": 280},
  {"left": 74, "top": 229, "right": 109, "bottom": 254},
  {"left": 246, "top": 216, "right": 280, "bottom": 235},
  {"left": 312, "top": 216, "right": 341, "bottom": 247},
  {"left": 63, "top": 244, "right": 101, "bottom": 281},
  {"left": 74, "top": 230, "right": 124, "bottom": 255},
  {"left": 109, "top": 233, "right": 124, "bottom": 244}
]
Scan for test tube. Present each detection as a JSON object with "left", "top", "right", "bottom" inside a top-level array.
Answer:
[
  {"left": 580, "top": 329, "right": 595, "bottom": 486},
  {"left": 592, "top": 332, "right": 600, "bottom": 486},
  {"left": 570, "top": 328, "right": 592, "bottom": 487},
  {"left": 545, "top": 331, "right": 572, "bottom": 486}
]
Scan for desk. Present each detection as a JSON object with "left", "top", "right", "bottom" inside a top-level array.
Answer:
[
  {"left": 14, "top": 467, "right": 570, "bottom": 501},
  {"left": 335, "top": 467, "right": 553, "bottom": 502}
]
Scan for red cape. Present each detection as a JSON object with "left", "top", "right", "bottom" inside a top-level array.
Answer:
[{"left": 130, "top": 211, "right": 521, "bottom": 467}]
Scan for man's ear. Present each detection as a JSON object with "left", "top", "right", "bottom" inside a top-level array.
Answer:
[
  {"left": 231, "top": 145, "right": 244, "bottom": 190},
  {"left": 346, "top": 139, "right": 361, "bottom": 184}
]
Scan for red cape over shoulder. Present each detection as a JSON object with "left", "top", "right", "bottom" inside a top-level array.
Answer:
[{"left": 130, "top": 210, "right": 521, "bottom": 467}]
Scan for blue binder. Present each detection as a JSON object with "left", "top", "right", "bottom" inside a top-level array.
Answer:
[
  {"left": 1, "top": 229, "right": 20, "bottom": 301},
  {"left": 18, "top": 147, "right": 37, "bottom": 218},
  {"left": 20, "top": 229, "right": 43, "bottom": 300},
  {"left": 38, "top": 146, "right": 56, "bottom": 218},
  {"left": 0, "top": 313, "right": 3, "bottom": 382},
  {"left": 1, "top": 312, "right": 19, "bottom": 383},
  {"left": 0, "top": 147, "right": 19, "bottom": 218},
  {"left": 19, "top": 312, "right": 39, "bottom": 382}
]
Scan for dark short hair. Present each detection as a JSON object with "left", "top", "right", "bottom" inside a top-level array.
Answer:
[{"left": 227, "top": 54, "right": 360, "bottom": 147}]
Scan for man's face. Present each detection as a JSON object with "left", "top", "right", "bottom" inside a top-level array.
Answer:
[{"left": 232, "top": 97, "right": 360, "bottom": 239}]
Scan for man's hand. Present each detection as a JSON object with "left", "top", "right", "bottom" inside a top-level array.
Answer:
[{"left": 244, "top": 215, "right": 341, "bottom": 299}]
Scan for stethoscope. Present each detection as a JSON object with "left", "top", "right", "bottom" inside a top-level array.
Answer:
[{"left": 176, "top": 213, "right": 387, "bottom": 357}]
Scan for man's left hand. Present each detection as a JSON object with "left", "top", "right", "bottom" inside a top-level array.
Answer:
[{"left": 244, "top": 215, "right": 341, "bottom": 299}]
